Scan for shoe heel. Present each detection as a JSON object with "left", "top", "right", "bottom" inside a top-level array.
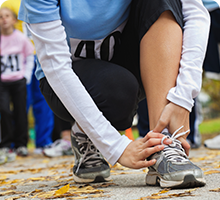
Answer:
[{"left": 145, "top": 170, "right": 158, "bottom": 186}]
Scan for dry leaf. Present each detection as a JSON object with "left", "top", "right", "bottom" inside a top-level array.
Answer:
[
  {"left": 0, "top": 190, "right": 21, "bottom": 196},
  {"left": 210, "top": 188, "right": 220, "bottom": 192},
  {"left": 55, "top": 184, "right": 70, "bottom": 195},
  {"left": 4, "top": 197, "right": 20, "bottom": 200},
  {"left": 138, "top": 190, "right": 194, "bottom": 200},
  {"left": 204, "top": 170, "right": 220, "bottom": 175}
]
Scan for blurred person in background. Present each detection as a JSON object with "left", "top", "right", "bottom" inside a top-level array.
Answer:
[
  {"left": 0, "top": 7, "right": 34, "bottom": 161},
  {"left": 1, "top": 0, "right": 54, "bottom": 154}
]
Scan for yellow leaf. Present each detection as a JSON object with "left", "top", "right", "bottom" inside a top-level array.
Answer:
[
  {"left": 204, "top": 170, "right": 220, "bottom": 175},
  {"left": 42, "top": 159, "right": 50, "bottom": 163},
  {"left": 55, "top": 184, "right": 70, "bottom": 195},
  {"left": 28, "top": 177, "right": 46, "bottom": 181},
  {"left": 0, "top": 175, "right": 7, "bottom": 181},
  {"left": 210, "top": 188, "right": 220, "bottom": 192},
  {"left": 0, "top": 190, "right": 18, "bottom": 196}
]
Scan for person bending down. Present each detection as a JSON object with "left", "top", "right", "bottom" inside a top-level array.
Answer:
[{"left": 18, "top": 0, "right": 211, "bottom": 188}]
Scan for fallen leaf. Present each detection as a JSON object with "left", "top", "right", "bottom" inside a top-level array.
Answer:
[
  {"left": 0, "top": 190, "right": 22, "bottom": 196},
  {"left": 55, "top": 184, "right": 70, "bottom": 195},
  {"left": 204, "top": 170, "right": 220, "bottom": 175},
  {"left": 210, "top": 188, "right": 220, "bottom": 192},
  {"left": 137, "top": 190, "right": 195, "bottom": 199}
]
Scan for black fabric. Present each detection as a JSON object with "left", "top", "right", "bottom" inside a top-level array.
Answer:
[
  {"left": 0, "top": 78, "right": 28, "bottom": 148},
  {"left": 203, "top": 9, "right": 220, "bottom": 73},
  {"left": 40, "top": 59, "right": 140, "bottom": 130}
]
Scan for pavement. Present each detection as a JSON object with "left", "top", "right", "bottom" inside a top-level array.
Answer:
[{"left": 1, "top": 146, "right": 220, "bottom": 200}]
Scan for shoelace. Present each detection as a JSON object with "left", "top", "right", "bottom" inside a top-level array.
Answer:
[
  {"left": 75, "top": 134, "right": 103, "bottom": 173},
  {"left": 161, "top": 126, "right": 190, "bottom": 163}
]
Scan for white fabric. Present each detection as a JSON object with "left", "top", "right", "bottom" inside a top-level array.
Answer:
[
  {"left": 167, "top": 0, "right": 210, "bottom": 112},
  {"left": 27, "top": 0, "right": 210, "bottom": 165},
  {"left": 24, "top": 55, "right": 35, "bottom": 84}
]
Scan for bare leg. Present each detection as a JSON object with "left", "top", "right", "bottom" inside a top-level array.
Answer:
[
  {"left": 140, "top": 10, "right": 190, "bottom": 153},
  {"left": 141, "top": 11, "right": 182, "bottom": 129}
]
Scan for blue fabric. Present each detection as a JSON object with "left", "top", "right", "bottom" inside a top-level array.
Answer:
[
  {"left": 19, "top": 0, "right": 131, "bottom": 40},
  {"left": 202, "top": 0, "right": 220, "bottom": 11},
  {"left": 26, "top": 61, "right": 54, "bottom": 148}
]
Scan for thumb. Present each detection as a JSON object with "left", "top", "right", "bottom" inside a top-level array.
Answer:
[{"left": 153, "top": 118, "right": 167, "bottom": 134}]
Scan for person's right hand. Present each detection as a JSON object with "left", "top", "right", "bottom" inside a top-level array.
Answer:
[
  {"left": 153, "top": 102, "right": 191, "bottom": 155},
  {"left": 117, "top": 131, "right": 172, "bottom": 169}
]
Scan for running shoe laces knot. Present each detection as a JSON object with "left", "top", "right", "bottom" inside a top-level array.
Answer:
[
  {"left": 75, "top": 135, "right": 103, "bottom": 173},
  {"left": 161, "top": 126, "right": 190, "bottom": 163}
]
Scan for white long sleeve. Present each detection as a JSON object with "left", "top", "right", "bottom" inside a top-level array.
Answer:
[
  {"left": 28, "top": 21, "right": 132, "bottom": 165},
  {"left": 167, "top": 0, "right": 210, "bottom": 112}
]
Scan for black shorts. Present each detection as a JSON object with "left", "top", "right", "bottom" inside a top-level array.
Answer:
[{"left": 40, "top": 0, "right": 184, "bottom": 130}]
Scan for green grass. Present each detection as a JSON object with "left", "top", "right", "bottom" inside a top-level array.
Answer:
[{"left": 199, "top": 118, "right": 220, "bottom": 134}]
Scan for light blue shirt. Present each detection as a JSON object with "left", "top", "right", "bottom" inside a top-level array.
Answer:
[
  {"left": 202, "top": 0, "right": 220, "bottom": 11},
  {"left": 19, "top": 0, "right": 131, "bottom": 40}
]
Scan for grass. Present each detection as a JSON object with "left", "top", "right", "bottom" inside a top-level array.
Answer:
[{"left": 199, "top": 118, "right": 220, "bottom": 134}]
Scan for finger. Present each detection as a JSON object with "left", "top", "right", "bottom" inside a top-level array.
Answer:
[
  {"left": 134, "top": 159, "right": 157, "bottom": 169},
  {"left": 141, "top": 145, "right": 164, "bottom": 159},
  {"left": 143, "top": 138, "right": 163, "bottom": 148},
  {"left": 153, "top": 116, "right": 168, "bottom": 134},
  {"left": 142, "top": 131, "right": 165, "bottom": 143}
]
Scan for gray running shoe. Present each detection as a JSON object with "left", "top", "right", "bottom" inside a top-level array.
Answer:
[
  {"left": 71, "top": 131, "right": 111, "bottom": 183},
  {"left": 146, "top": 127, "right": 206, "bottom": 189}
]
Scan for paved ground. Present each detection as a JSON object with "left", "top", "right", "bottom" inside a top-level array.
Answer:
[{"left": 1, "top": 146, "right": 220, "bottom": 200}]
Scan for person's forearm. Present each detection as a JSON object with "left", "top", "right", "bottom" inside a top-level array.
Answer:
[
  {"left": 28, "top": 21, "right": 131, "bottom": 165},
  {"left": 167, "top": 0, "right": 210, "bottom": 112}
]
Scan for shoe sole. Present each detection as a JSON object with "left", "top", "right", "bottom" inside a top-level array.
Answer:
[
  {"left": 146, "top": 171, "right": 206, "bottom": 189},
  {"left": 73, "top": 169, "right": 111, "bottom": 183},
  {"left": 160, "top": 175, "right": 206, "bottom": 189}
]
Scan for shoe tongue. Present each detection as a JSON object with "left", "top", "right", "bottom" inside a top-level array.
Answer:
[
  {"left": 162, "top": 132, "right": 182, "bottom": 150},
  {"left": 162, "top": 132, "right": 172, "bottom": 137}
]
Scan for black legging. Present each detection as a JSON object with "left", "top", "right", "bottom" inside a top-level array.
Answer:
[{"left": 40, "top": 59, "right": 143, "bottom": 131}]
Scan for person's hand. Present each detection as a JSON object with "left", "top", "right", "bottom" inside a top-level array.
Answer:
[
  {"left": 117, "top": 132, "right": 172, "bottom": 169},
  {"left": 153, "top": 102, "right": 191, "bottom": 155}
]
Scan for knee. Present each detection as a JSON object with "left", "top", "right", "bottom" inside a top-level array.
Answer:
[{"left": 95, "top": 68, "right": 140, "bottom": 130}]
